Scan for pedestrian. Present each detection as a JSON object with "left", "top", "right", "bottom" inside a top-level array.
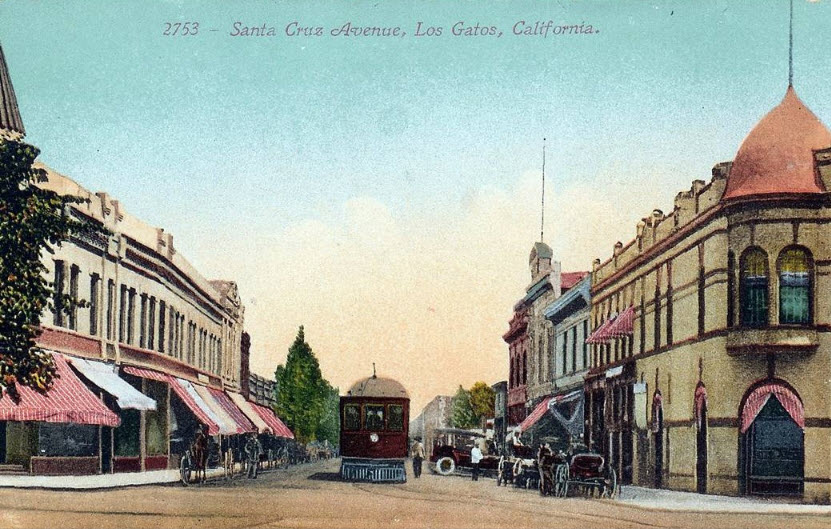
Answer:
[
  {"left": 470, "top": 443, "right": 483, "bottom": 481},
  {"left": 411, "top": 437, "right": 425, "bottom": 478},
  {"left": 245, "top": 433, "right": 263, "bottom": 479}
]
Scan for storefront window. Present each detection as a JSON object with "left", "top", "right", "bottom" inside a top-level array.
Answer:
[
  {"left": 364, "top": 404, "right": 385, "bottom": 431},
  {"left": 387, "top": 405, "right": 404, "bottom": 431},
  {"left": 38, "top": 423, "right": 98, "bottom": 457},
  {"left": 145, "top": 380, "right": 168, "bottom": 456},
  {"left": 114, "top": 409, "right": 141, "bottom": 457},
  {"left": 343, "top": 404, "right": 361, "bottom": 431}
]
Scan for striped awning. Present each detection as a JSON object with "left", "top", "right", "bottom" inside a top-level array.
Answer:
[
  {"left": 251, "top": 402, "right": 295, "bottom": 439},
  {"left": 740, "top": 383, "right": 804, "bottom": 433},
  {"left": 174, "top": 378, "right": 223, "bottom": 436},
  {"left": 585, "top": 315, "right": 616, "bottom": 344},
  {"left": 68, "top": 357, "right": 156, "bottom": 411},
  {"left": 192, "top": 384, "right": 239, "bottom": 435},
  {"left": 122, "top": 366, "right": 221, "bottom": 435},
  {"left": 0, "top": 353, "right": 120, "bottom": 427},
  {"left": 209, "top": 388, "right": 256, "bottom": 434},
  {"left": 228, "top": 391, "right": 270, "bottom": 434},
  {"left": 519, "top": 396, "right": 552, "bottom": 433},
  {"left": 605, "top": 305, "right": 636, "bottom": 339}
]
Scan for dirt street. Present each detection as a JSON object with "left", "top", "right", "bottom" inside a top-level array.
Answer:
[{"left": 0, "top": 460, "right": 829, "bottom": 529}]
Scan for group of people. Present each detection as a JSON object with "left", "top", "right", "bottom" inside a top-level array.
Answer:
[
  {"left": 409, "top": 427, "right": 525, "bottom": 482},
  {"left": 191, "top": 426, "right": 264, "bottom": 479}
]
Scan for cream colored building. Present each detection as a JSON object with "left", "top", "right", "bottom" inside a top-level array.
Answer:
[{"left": 587, "top": 84, "right": 831, "bottom": 501}]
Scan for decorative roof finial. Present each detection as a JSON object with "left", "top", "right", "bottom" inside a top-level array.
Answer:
[
  {"left": 0, "top": 42, "right": 26, "bottom": 140},
  {"left": 540, "top": 137, "right": 546, "bottom": 243},
  {"left": 372, "top": 362, "right": 376, "bottom": 378},
  {"left": 788, "top": 0, "right": 794, "bottom": 87}
]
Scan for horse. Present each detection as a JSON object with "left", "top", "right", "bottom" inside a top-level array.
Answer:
[{"left": 192, "top": 431, "right": 208, "bottom": 484}]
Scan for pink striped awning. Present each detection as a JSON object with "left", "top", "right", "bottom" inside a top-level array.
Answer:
[
  {"left": 740, "top": 383, "right": 804, "bottom": 433},
  {"left": 585, "top": 316, "right": 616, "bottom": 344},
  {"left": 122, "top": 365, "right": 168, "bottom": 382},
  {"left": 209, "top": 388, "right": 256, "bottom": 434},
  {"left": 122, "top": 366, "right": 221, "bottom": 435},
  {"left": 0, "top": 353, "right": 120, "bottom": 427},
  {"left": 251, "top": 402, "right": 294, "bottom": 439},
  {"left": 519, "top": 396, "right": 552, "bottom": 432},
  {"left": 605, "top": 306, "right": 635, "bottom": 339}
]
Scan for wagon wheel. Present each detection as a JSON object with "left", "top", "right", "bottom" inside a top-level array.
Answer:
[
  {"left": 553, "top": 463, "right": 569, "bottom": 498},
  {"left": 602, "top": 467, "right": 618, "bottom": 498},
  {"left": 512, "top": 459, "right": 524, "bottom": 488},
  {"left": 180, "top": 451, "right": 192, "bottom": 487},
  {"left": 538, "top": 460, "right": 547, "bottom": 496},
  {"left": 496, "top": 456, "right": 505, "bottom": 486},
  {"left": 435, "top": 456, "right": 456, "bottom": 476}
]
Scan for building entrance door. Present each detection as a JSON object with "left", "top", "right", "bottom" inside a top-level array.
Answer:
[
  {"left": 654, "top": 406, "right": 663, "bottom": 489},
  {"left": 696, "top": 401, "right": 707, "bottom": 494},
  {"left": 744, "top": 397, "right": 803, "bottom": 495}
]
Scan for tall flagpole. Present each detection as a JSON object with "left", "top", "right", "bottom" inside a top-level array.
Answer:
[
  {"left": 789, "top": 0, "right": 794, "bottom": 87},
  {"left": 540, "top": 138, "right": 546, "bottom": 243}
]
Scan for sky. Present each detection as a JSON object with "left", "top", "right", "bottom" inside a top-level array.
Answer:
[{"left": 2, "top": 0, "right": 831, "bottom": 412}]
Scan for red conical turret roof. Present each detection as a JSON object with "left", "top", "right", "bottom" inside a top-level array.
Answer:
[
  {"left": 0, "top": 42, "right": 25, "bottom": 140},
  {"left": 722, "top": 86, "right": 831, "bottom": 201}
]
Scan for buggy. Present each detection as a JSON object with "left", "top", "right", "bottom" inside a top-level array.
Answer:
[{"left": 537, "top": 445, "right": 618, "bottom": 498}]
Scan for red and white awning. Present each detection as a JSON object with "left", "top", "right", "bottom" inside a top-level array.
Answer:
[
  {"left": 518, "top": 396, "right": 552, "bottom": 432},
  {"left": 740, "top": 383, "right": 804, "bottom": 433},
  {"left": 585, "top": 315, "right": 616, "bottom": 344},
  {"left": 605, "top": 305, "right": 636, "bottom": 339},
  {"left": 0, "top": 353, "right": 120, "bottom": 427},
  {"left": 122, "top": 366, "right": 221, "bottom": 435},
  {"left": 228, "top": 392, "right": 270, "bottom": 434},
  {"left": 209, "top": 388, "right": 256, "bottom": 434},
  {"left": 251, "top": 402, "right": 294, "bottom": 439}
]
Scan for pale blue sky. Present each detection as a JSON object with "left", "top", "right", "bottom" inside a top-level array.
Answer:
[{"left": 3, "top": 1, "right": 831, "bottom": 403}]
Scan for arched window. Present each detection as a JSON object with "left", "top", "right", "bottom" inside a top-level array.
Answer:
[
  {"left": 740, "top": 248, "right": 769, "bottom": 327},
  {"left": 778, "top": 247, "right": 812, "bottom": 325}
]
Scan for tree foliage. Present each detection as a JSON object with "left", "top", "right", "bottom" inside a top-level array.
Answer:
[
  {"left": 469, "top": 381, "right": 495, "bottom": 420},
  {"left": 273, "top": 326, "right": 338, "bottom": 444},
  {"left": 451, "top": 385, "right": 477, "bottom": 429},
  {"left": 0, "top": 138, "right": 91, "bottom": 399},
  {"left": 315, "top": 382, "right": 340, "bottom": 447}
]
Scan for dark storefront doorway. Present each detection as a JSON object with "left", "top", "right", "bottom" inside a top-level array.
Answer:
[
  {"left": 696, "top": 401, "right": 708, "bottom": 494},
  {"left": 743, "top": 397, "right": 804, "bottom": 495}
]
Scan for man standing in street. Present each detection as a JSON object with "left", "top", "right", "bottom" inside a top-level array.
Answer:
[
  {"left": 470, "top": 443, "right": 483, "bottom": 481},
  {"left": 411, "top": 437, "right": 425, "bottom": 478}
]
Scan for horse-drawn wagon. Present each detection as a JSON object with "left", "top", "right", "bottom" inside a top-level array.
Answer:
[{"left": 537, "top": 445, "right": 617, "bottom": 498}]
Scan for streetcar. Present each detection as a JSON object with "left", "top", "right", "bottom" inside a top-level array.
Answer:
[{"left": 339, "top": 370, "right": 410, "bottom": 483}]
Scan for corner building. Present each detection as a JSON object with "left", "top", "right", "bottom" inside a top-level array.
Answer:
[{"left": 587, "top": 85, "right": 831, "bottom": 501}]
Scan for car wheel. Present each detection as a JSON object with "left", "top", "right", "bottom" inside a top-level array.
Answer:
[{"left": 435, "top": 456, "right": 456, "bottom": 476}]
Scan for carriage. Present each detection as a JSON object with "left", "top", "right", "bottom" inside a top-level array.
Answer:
[
  {"left": 339, "top": 372, "right": 410, "bottom": 483},
  {"left": 495, "top": 444, "right": 539, "bottom": 488},
  {"left": 537, "top": 446, "right": 618, "bottom": 498},
  {"left": 430, "top": 428, "right": 500, "bottom": 476}
]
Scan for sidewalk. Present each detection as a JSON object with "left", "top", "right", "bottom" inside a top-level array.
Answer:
[
  {"left": 0, "top": 466, "right": 228, "bottom": 490},
  {"left": 616, "top": 485, "right": 831, "bottom": 514}
]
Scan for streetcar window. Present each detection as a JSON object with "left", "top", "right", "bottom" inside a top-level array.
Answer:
[
  {"left": 344, "top": 404, "right": 361, "bottom": 431},
  {"left": 365, "top": 404, "right": 385, "bottom": 430},
  {"left": 387, "top": 405, "right": 404, "bottom": 431}
]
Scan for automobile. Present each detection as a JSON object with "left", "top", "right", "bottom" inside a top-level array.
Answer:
[{"left": 429, "top": 428, "right": 500, "bottom": 476}]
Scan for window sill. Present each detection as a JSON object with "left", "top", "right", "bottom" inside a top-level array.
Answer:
[{"left": 726, "top": 326, "right": 818, "bottom": 355}]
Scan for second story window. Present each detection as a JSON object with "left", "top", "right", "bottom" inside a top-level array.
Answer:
[
  {"left": 740, "top": 248, "right": 769, "bottom": 327},
  {"left": 778, "top": 247, "right": 812, "bottom": 325}
]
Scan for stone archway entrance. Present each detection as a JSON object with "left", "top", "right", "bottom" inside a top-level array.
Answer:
[{"left": 740, "top": 382, "right": 804, "bottom": 496}]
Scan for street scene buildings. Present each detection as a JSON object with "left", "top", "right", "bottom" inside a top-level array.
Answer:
[
  {"left": 6, "top": 1, "right": 831, "bottom": 527},
  {"left": 0, "top": 42, "right": 294, "bottom": 477}
]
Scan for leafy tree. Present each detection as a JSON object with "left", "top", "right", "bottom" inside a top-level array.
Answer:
[
  {"left": 451, "top": 385, "right": 477, "bottom": 429},
  {"left": 273, "top": 326, "right": 329, "bottom": 443},
  {"left": 0, "top": 137, "right": 91, "bottom": 399},
  {"left": 469, "top": 381, "right": 495, "bottom": 429},
  {"left": 315, "top": 382, "right": 340, "bottom": 447}
]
